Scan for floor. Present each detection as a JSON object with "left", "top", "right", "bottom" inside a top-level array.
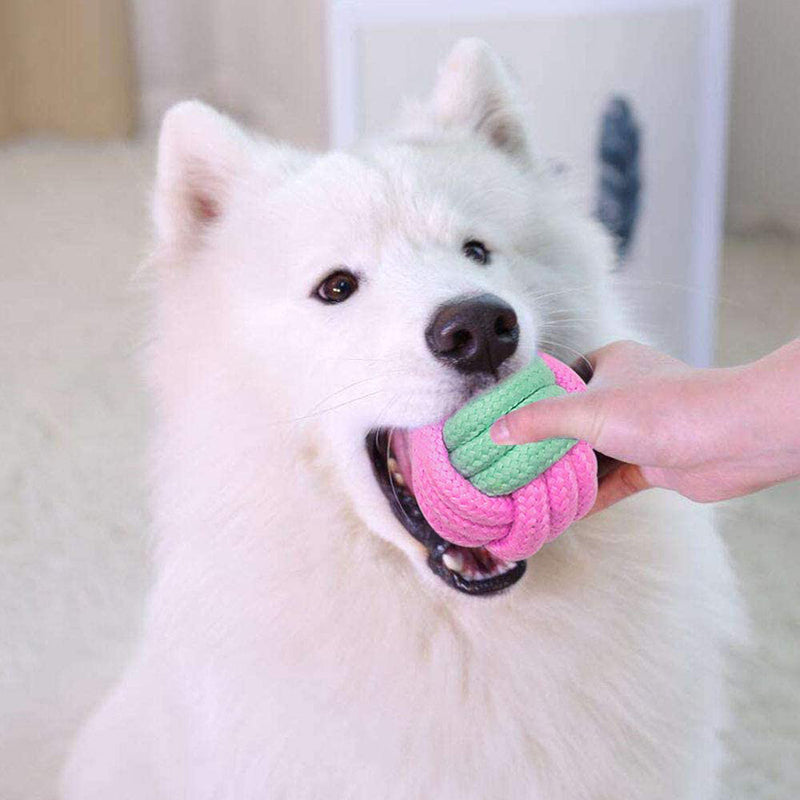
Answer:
[
  {"left": 715, "top": 234, "right": 800, "bottom": 799},
  {"left": 0, "top": 140, "right": 798, "bottom": 799}
]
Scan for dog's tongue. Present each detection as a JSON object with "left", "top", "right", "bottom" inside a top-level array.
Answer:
[
  {"left": 390, "top": 429, "right": 415, "bottom": 496},
  {"left": 402, "top": 354, "right": 598, "bottom": 562}
]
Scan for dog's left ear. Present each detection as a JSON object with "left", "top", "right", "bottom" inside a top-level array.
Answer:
[{"left": 426, "top": 39, "right": 530, "bottom": 164}]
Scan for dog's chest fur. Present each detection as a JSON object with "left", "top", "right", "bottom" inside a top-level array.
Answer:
[{"left": 100, "top": 424, "right": 737, "bottom": 800}]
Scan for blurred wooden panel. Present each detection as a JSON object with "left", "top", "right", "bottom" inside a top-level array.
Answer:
[{"left": 0, "top": 0, "right": 134, "bottom": 138}]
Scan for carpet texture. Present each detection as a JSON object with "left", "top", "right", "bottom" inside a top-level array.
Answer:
[{"left": 0, "top": 141, "right": 798, "bottom": 800}]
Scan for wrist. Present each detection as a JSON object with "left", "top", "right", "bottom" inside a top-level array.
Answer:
[
  {"left": 727, "top": 340, "right": 800, "bottom": 480},
  {"left": 747, "top": 339, "right": 800, "bottom": 441}
]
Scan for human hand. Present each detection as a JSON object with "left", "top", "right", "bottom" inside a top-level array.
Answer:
[{"left": 490, "top": 340, "right": 800, "bottom": 514}]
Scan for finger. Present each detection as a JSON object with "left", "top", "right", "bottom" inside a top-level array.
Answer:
[
  {"left": 490, "top": 393, "right": 601, "bottom": 446},
  {"left": 585, "top": 462, "right": 650, "bottom": 516}
]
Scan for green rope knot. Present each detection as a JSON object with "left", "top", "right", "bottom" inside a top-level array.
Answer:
[{"left": 442, "top": 357, "right": 577, "bottom": 496}]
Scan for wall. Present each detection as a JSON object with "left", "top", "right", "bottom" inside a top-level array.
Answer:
[
  {"left": 726, "top": 0, "right": 800, "bottom": 234},
  {"left": 0, "top": 0, "right": 133, "bottom": 138},
  {"left": 131, "top": 0, "right": 327, "bottom": 147}
]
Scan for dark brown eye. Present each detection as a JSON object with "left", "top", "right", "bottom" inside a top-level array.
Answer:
[
  {"left": 315, "top": 270, "right": 359, "bottom": 303},
  {"left": 463, "top": 240, "right": 491, "bottom": 265}
]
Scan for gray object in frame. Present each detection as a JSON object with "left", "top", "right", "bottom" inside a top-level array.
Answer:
[{"left": 596, "top": 96, "right": 642, "bottom": 265}]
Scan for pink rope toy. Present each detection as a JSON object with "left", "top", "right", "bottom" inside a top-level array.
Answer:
[{"left": 407, "top": 354, "right": 597, "bottom": 562}]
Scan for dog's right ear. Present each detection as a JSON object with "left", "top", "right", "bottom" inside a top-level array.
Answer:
[{"left": 154, "top": 101, "right": 251, "bottom": 245}]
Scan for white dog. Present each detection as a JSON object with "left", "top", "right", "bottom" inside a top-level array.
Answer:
[{"left": 63, "top": 40, "right": 742, "bottom": 799}]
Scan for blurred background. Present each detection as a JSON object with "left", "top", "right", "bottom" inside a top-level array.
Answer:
[{"left": 1, "top": 1, "right": 798, "bottom": 798}]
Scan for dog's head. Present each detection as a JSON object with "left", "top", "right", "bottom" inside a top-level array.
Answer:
[{"left": 153, "top": 40, "right": 620, "bottom": 597}]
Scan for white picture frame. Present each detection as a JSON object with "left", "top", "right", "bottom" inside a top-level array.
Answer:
[{"left": 327, "top": 0, "right": 732, "bottom": 367}]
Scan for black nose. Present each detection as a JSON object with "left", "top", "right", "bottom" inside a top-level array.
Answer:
[{"left": 426, "top": 294, "right": 519, "bottom": 375}]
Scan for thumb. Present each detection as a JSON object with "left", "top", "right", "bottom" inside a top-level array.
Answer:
[
  {"left": 490, "top": 392, "right": 602, "bottom": 446},
  {"left": 585, "top": 463, "right": 650, "bottom": 516}
]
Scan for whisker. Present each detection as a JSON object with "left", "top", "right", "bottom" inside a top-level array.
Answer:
[
  {"left": 340, "top": 355, "right": 405, "bottom": 364},
  {"left": 279, "top": 389, "right": 387, "bottom": 424},
  {"left": 610, "top": 276, "right": 740, "bottom": 306},
  {"left": 523, "top": 284, "right": 596, "bottom": 302},
  {"left": 524, "top": 278, "right": 741, "bottom": 309},
  {"left": 309, "top": 370, "right": 404, "bottom": 413},
  {"left": 535, "top": 337, "right": 594, "bottom": 379},
  {"left": 374, "top": 393, "right": 401, "bottom": 432},
  {"left": 338, "top": 392, "right": 403, "bottom": 473},
  {"left": 539, "top": 317, "right": 602, "bottom": 325}
]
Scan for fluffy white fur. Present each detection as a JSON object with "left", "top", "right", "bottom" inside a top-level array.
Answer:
[{"left": 62, "top": 40, "right": 742, "bottom": 799}]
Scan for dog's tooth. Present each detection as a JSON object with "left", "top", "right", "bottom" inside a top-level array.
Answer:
[
  {"left": 443, "top": 551, "right": 464, "bottom": 573},
  {"left": 387, "top": 457, "right": 398, "bottom": 472},
  {"left": 393, "top": 471, "right": 406, "bottom": 487}
]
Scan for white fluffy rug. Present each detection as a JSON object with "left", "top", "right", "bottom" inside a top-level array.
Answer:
[
  {"left": 0, "top": 141, "right": 152, "bottom": 800},
  {"left": 0, "top": 141, "right": 798, "bottom": 799}
]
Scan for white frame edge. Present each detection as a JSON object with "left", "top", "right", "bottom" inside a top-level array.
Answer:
[
  {"left": 688, "top": 0, "right": 731, "bottom": 366},
  {"left": 327, "top": 1, "right": 360, "bottom": 148}
]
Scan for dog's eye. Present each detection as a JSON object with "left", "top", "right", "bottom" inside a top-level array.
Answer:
[
  {"left": 315, "top": 270, "right": 359, "bottom": 304},
  {"left": 463, "top": 240, "right": 491, "bottom": 265}
]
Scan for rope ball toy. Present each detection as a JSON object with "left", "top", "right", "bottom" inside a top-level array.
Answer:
[{"left": 409, "top": 353, "right": 597, "bottom": 561}]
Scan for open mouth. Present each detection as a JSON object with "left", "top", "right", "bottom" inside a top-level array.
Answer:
[{"left": 367, "top": 429, "right": 526, "bottom": 596}]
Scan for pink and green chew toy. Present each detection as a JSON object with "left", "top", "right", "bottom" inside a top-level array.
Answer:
[{"left": 404, "top": 353, "right": 597, "bottom": 563}]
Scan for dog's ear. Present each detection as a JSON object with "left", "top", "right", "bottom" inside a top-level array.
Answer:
[
  {"left": 154, "top": 101, "right": 251, "bottom": 244},
  {"left": 426, "top": 39, "right": 530, "bottom": 164}
]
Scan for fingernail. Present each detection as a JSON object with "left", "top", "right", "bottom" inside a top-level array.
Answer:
[{"left": 490, "top": 418, "right": 512, "bottom": 444}]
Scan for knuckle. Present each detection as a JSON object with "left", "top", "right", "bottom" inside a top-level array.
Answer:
[
  {"left": 608, "top": 339, "right": 637, "bottom": 355},
  {"left": 583, "top": 394, "right": 607, "bottom": 447}
]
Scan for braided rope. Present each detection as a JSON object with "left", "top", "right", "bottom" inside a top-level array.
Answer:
[
  {"left": 409, "top": 353, "right": 597, "bottom": 560},
  {"left": 444, "top": 359, "right": 577, "bottom": 496}
]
